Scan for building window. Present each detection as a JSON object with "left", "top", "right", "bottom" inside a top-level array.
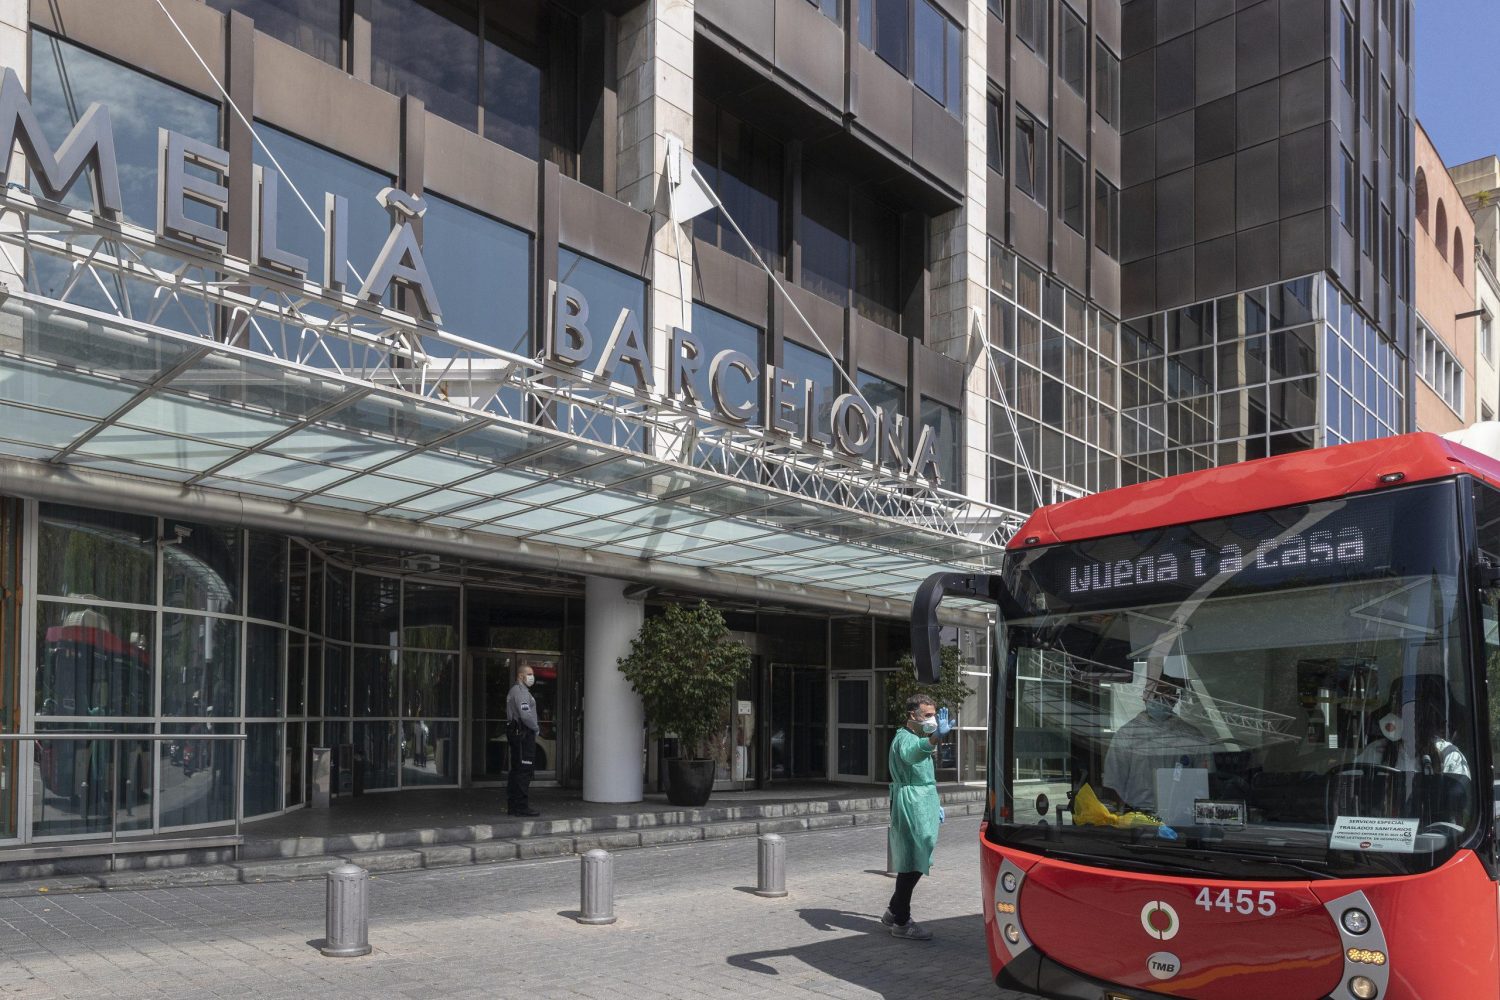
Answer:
[
  {"left": 920, "top": 397, "right": 963, "bottom": 487},
  {"left": 1016, "top": 0, "right": 1047, "bottom": 58},
  {"left": 1417, "top": 321, "right": 1465, "bottom": 417},
  {"left": 1339, "top": 148, "right": 1355, "bottom": 234},
  {"left": 1398, "top": 230, "right": 1411, "bottom": 301},
  {"left": 369, "top": 0, "right": 579, "bottom": 174},
  {"left": 1338, "top": 5, "right": 1354, "bottom": 93},
  {"left": 692, "top": 304, "right": 764, "bottom": 428},
  {"left": 914, "top": 0, "right": 963, "bottom": 114},
  {"left": 1416, "top": 169, "right": 1429, "bottom": 230},
  {"left": 859, "top": 0, "right": 962, "bottom": 115},
  {"left": 694, "top": 95, "right": 785, "bottom": 272},
  {"left": 1361, "top": 45, "right": 1374, "bottom": 123},
  {"left": 808, "top": 0, "right": 840, "bottom": 20},
  {"left": 206, "top": 0, "right": 343, "bottom": 66},
  {"left": 1482, "top": 313, "right": 1494, "bottom": 362},
  {"left": 1059, "top": 2, "right": 1086, "bottom": 96},
  {"left": 782, "top": 340, "right": 838, "bottom": 438},
  {"left": 986, "top": 89, "right": 1005, "bottom": 173},
  {"left": 988, "top": 0, "right": 1005, "bottom": 19},
  {"left": 1362, "top": 180, "right": 1375, "bottom": 258},
  {"left": 1015, "top": 107, "right": 1047, "bottom": 205},
  {"left": 1381, "top": 206, "right": 1393, "bottom": 281},
  {"left": 1095, "top": 41, "right": 1120, "bottom": 127},
  {"left": 1399, "top": 110, "right": 1411, "bottom": 180},
  {"left": 421, "top": 195, "right": 532, "bottom": 353},
  {"left": 799, "top": 159, "right": 905, "bottom": 332},
  {"left": 1059, "top": 144, "right": 1085, "bottom": 233},
  {"left": 1380, "top": 78, "right": 1392, "bottom": 153},
  {"left": 1094, "top": 174, "right": 1119, "bottom": 258}
]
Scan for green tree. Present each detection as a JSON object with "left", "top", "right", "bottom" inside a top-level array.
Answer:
[
  {"left": 885, "top": 645, "right": 975, "bottom": 727},
  {"left": 617, "top": 601, "right": 750, "bottom": 759}
]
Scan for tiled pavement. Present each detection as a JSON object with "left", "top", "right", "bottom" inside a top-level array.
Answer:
[{"left": 0, "top": 815, "right": 1034, "bottom": 999}]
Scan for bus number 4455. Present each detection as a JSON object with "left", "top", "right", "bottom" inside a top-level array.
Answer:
[{"left": 1195, "top": 888, "right": 1277, "bottom": 917}]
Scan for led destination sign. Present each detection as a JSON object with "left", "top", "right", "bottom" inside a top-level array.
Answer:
[{"left": 1010, "top": 483, "right": 1461, "bottom": 614}]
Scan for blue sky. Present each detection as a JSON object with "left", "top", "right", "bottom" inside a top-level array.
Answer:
[{"left": 1415, "top": 0, "right": 1500, "bottom": 167}]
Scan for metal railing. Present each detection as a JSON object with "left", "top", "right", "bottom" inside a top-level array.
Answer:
[{"left": 0, "top": 733, "right": 247, "bottom": 870}]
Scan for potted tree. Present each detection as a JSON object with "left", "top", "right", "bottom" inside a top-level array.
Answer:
[
  {"left": 618, "top": 601, "right": 750, "bottom": 807},
  {"left": 885, "top": 645, "right": 974, "bottom": 772}
]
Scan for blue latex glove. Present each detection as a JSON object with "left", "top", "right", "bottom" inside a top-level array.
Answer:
[
  {"left": 938, "top": 805, "right": 946, "bottom": 824},
  {"left": 936, "top": 707, "right": 954, "bottom": 737},
  {"left": 1156, "top": 825, "right": 1178, "bottom": 841}
]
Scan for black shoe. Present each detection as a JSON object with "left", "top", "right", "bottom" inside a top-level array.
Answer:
[{"left": 510, "top": 808, "right": 541, "bottom": 817}]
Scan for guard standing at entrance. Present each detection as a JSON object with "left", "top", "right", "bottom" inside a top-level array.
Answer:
[{"left": 506, "top": 663, "right": 541, "bottom": 817}]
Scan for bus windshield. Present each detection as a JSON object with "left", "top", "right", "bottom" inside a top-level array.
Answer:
[{"left": 992, "top": 479, "right": 1482, "bottom": 879}]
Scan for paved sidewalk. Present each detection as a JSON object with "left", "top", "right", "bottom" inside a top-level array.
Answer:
[{"left": 0, "top": 815, "right": 1032, "bottom": 1000}]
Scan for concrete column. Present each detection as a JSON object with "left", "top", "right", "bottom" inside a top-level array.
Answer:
[
  {"left": 583, "top": 576, "right": 645, "bottom": 803},
  {"left": 927, "top": 1, "right": 991, "bottom": 503},
  {"left": 616, "top": 0, "right": 694, "bottom": 394}
]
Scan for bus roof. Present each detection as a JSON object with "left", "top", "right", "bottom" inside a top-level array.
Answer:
[{"left": 1010, "top": 432, "right": 1500, "bottom": 549}]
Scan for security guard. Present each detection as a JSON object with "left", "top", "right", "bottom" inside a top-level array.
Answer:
[{"left": 506, "top": 663, "right": 541, "bottom": 817}]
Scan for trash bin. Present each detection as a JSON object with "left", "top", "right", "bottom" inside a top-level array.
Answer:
[{"left": 310, "top": 747, "right": 331, "bottom": 808}]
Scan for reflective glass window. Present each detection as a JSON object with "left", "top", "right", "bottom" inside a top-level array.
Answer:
[
  {"left": 1096, "top": 41, "right": 1120, "bottom": 126},
  {"left": 36, "top": 602, "right": 154, "bottom": 717},
  {"left": 1059, "top": 144, "right": 1085, "bottom": 233},
  {"left": 783, "top": 340, "right": 839, "bottom": 439},
  {"left": 692, "top": 303, "right": 763, "bottom": 424},
  {"left": 1059, "top": 3, "right": 1086, "bottom": 96},
  {"left": 853, "top": 193, "right": 901, "bottom": 330},
  {"left": 28, "top": 34, "right": 220, "bottom": 329},
  {"left": 38, "top": 505, "right": 156, "bottom": 605},
  {"left": 694, "top": 96, "right": 784, "bottom": 271},
  {"left": 353, "top": 574, "right": 401, "bottom": 646},
  {"left": 800, "top": 159, "right": 852, "bottom": 307},
  {"left": 483, "top": 1, "right": 579, "bottom": 174},
  {"left": 404, "top": 582, "right": 459, "bottom": 650},
  {"left": 1095, "top": 174, "right": 1119, "bottom": 258},
  {"left": 245, "top": 622, "right": 285, "bottom": 718},
  {"left": 920, "top": 397, "right": 962, "bottom": 487},
  {"left": 874, "top": 0, "right": 909, "bottom": 74},
  {"left": 205, "top": 0, "right": 342, "bottom": 66},
  {"left": 371, "top": 0, "right": 479, "bottom": 130},
  {"left": 163, "top": 521, "right": 241, "bottom": 615},
  {"left": 159, "top": 723, "right": 233, "bottom": 828},
  {"left": 247, "top": 533, "right": 287, "bottom": 623},
  {"left": 244, "top": 722, "right": 282, "bottom": 816},
  {"left": 1017, "top": 0, "right": 1047, "bottom": 56},
  {"left": 354, "top": 647, "right": 398, "bottom": 717},
  {"left": 987, "top": 90, "right": 1005, "bottom": 173},
  {"left": 1016, "top": 108, "right": 1047, "bottom": 205},
  {"left": 421, "top": 195, "right": 532, "bottom": 353},
  {"left": 556, "top": 248, "right": 648, "bottom": 447},
  {"left": 162, "top": 614, "right": 240, "bottom": 717},
  {"left": 858, "top": 370, "right": 905, "bottom": 425},
  {"left": 356, "top": 720, "right": 399, "bottom": 789},
  {"left": 403, "top": 651, "right": 458, "bottom": 718}
]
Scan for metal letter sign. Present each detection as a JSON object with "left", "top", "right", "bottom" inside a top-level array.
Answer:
[{"left": 0, "top": 63, "right": 943, "bottom": 485}]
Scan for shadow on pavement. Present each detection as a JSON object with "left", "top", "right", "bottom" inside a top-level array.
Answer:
[{"left": 726, "top": 907, "right": 990, "bottom": 996}]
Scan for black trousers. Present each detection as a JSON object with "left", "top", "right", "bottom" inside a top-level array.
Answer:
[
  {"left": 506, "top": 729, "right": 536, "bottom": 813},
  {"left": 887, "top": 871, "right": 923, "bottom": 925}
]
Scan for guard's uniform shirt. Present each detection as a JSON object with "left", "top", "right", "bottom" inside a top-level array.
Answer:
[{"left": 507, "top": 683, "right": 539, "bottom": 736}]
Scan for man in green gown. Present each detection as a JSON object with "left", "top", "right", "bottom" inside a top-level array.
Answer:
[{"left": 881, "top": 693, "right": 951, "bottom": 940}]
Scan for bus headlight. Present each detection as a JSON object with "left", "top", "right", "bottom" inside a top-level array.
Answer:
[
  {"left": 1341, "top": 908, "right": 1371, "bottom": 935},
  {"left": 1001, "top": 871, "right": 1017, "bottom": 893},
  {"left": 1348, "top": 975, "right": 1378, "bottom": 999},
  {"left": 1004, "top": 923, "right": 1021, "bottom": 944}
]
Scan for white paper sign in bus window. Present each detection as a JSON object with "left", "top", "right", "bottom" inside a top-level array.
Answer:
[{"left": 1329, "top": 815, "right": 1420, "bottom": 853}]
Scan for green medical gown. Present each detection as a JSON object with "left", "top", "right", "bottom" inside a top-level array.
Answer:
[{"left": 888, "top": 727, "right": 940, "bottom": 874}]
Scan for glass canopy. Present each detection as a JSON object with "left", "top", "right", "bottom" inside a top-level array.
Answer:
[{"left": 0, "top": 293, "right": 1007, "bottom": 606}]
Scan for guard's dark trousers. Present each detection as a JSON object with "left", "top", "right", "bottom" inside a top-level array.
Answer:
[{"left": 507, "top": 728, "right": 536, "bottom": 814}]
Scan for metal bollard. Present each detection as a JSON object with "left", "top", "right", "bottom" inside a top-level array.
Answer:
[
  {"left": 755, "top": 833, "right": 788, "bottom": 898},
  {"left": 578, "top": 849, "right": 616, "bottom": 925},
  {"left": 321, "top": 863, "right": 372, "bottom": 957}
]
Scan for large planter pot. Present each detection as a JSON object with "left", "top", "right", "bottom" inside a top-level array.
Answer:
[{"left": 666, "top": 758, "right": 716, "bottom": 807}]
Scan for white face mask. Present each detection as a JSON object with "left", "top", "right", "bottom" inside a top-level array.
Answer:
[
  {"left": 523, "top": 674, "right": 535, "bottom": 688},
  {"left": 918, "top": 716, "right": 938, "bottom": 735},
  {"left": 1378, "top": 712, "right": 1402, "bottom": 741}
]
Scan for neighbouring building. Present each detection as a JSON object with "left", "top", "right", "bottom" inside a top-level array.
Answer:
[
  {"left": 1410, "top": 123, "right": 1477, "bottom": 433},
  {"left": 1113, "top": 0, "right": 1417, "bottom": 476},
  {"left": 1452, "top": 154, "right": 1500, "bottom": 421}
]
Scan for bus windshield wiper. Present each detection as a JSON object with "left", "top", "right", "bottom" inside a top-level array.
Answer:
[
  {"left": 1221, "top": 852, "right": 1336, "bottom": 880},
  {"left": 1043, "top": 846, "right": 1224, "bottom": 880}
]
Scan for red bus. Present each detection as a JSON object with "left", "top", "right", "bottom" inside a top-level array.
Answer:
[{"left": 913, "top": 431, "right": 1500, "bottom": 1000}]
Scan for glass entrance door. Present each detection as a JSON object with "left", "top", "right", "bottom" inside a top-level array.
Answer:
[
  {"left": 0, "top": 498, "right": 16, "bottom": 839},
  {"left": 834, "top": 675, "right": 872, "bottom": 780},
  {"left": 769, "top": 664, "right": 826, "bottom": 780},
  {"left": 469, "top": 651, "right": 559, "bottom": 783}
]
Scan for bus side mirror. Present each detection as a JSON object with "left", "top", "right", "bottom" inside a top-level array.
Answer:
[{"left": 911, "top": 573, "right": 996, "bottom": 684}]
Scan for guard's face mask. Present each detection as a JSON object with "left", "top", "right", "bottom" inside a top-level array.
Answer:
[{"left": 523, "top": 674, "right": 535, "bottom": 688}]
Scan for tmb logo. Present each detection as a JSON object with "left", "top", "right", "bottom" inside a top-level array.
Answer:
[{"left": 1147, "top": 951, "right": 1181, "bottom": 981}]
